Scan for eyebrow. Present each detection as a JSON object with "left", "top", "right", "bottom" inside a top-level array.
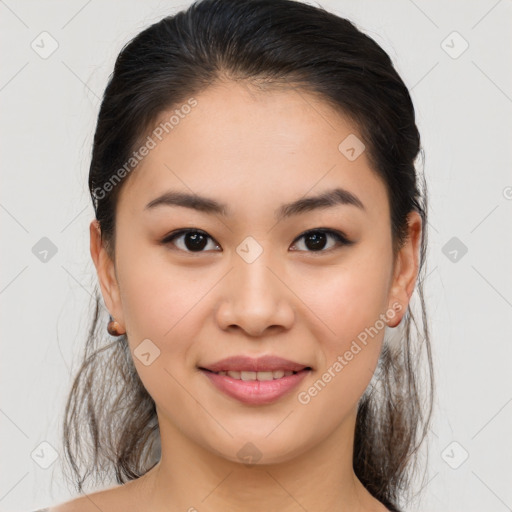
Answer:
[{"left": 144, "top": 187, "right": 365, "bottom": 221}]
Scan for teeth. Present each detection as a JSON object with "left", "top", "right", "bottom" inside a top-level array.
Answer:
[{"left": 217, "top": 370, "right": 297, "bottom": 380}]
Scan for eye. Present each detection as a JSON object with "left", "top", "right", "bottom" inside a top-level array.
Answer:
[
  {"left": 161, "top": 229, "right": 221, "bottom": 253},
  {"left": 290, "top": 228, "right": 353, "bottom": 254},
  {"left": 162, "top": 228, "right": 352, "bottom": 254}
]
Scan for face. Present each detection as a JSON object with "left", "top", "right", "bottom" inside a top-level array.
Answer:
[{"left": 91, "top": 80, "right": 421, "bottom": 465}]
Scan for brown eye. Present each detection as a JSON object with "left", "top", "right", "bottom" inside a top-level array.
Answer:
[
  {"left": 162, "top": 228, "right": 352, "bottom": 255},
  {"left": 162, "top": 229, "right": 220, "bottom": 252},
  {"left": 290, "top": 229, "right": 352, "bottom": 253}
]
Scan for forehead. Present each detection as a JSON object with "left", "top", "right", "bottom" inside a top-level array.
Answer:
[{"left": 117, "top": 81, "right": 388, "bottom": 220}]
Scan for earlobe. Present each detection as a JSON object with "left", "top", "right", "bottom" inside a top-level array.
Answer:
[
  {"left": 89, "top": 219, "right": 125, "bottom": 331},
  {"left": 386, "top": 211, "right": 422, "bottom": 328}
]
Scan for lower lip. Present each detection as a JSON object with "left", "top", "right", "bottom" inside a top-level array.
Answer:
[{"left": 200, "top": 369, "right": 311, "bottom": 405}]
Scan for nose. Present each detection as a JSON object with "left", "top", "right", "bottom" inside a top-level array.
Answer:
[{"left": 215, "top": 250, "right": 295, "bottom": 337}]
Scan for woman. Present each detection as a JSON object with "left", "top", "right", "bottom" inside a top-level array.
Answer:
[{"left": 40, "top": 0, "right": 434, "bottom": 510}]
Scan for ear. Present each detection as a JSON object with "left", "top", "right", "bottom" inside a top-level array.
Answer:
[
  {"left": 386, "top": 210, "right": 422, "bottom": 327},
  {"left": 89, "top": 219, "right": 125, "bottom": 332}
]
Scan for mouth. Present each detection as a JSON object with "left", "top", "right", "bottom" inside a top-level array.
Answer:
[
  {"left": 199, "top": 368, "right": 312, "bottom": 381},
  {"left": 199, "top": 367, "right": 312, "bottom": 405},
  {"left": 198, "top": 354, "right": 313, "bottom": 374},
  {"left": 197, "top": 354, "right": 313, "bottom": 404}
]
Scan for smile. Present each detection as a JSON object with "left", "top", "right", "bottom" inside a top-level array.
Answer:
[
  {"left": 203, "top": 369, "right": 300, "bottom": 380},
  {"left": 199, "top": 368, "right": 311, "bottom": 405}
]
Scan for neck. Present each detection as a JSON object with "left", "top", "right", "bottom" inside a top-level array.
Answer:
[{"left": 134, "top": 407, "right": 387, "bottom": 512}]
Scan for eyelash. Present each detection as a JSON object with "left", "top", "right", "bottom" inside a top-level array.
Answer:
[{"left": 161, "top": 228, "right": 353, "bottom": 255}]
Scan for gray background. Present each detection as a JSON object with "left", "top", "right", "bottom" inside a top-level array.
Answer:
[{"left": 1, "top": 0, "right": 511, "bottom": 511}]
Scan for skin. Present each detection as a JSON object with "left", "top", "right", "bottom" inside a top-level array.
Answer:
[{"left": 55, "top": 80, "right": 421, "bottom": 512}]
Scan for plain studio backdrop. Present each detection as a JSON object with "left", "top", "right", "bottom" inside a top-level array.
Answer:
[{"left": 1, "top": 1, "right": 511, "bottom": 511}]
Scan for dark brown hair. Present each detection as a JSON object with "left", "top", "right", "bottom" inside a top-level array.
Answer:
[{"left": 62, "top": 1, "right": 434, "bottom": 510}]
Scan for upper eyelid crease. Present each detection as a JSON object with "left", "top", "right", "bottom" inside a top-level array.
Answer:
[{"left": 145, "top": 187, "right": 365, "bottom": 221}]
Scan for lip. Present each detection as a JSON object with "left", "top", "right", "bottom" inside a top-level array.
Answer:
[
  {"left": 200, "top": 368, "right": 311, "bottom": 405},
  {"left": 199, "top": 355, "right": 312, "bottom": 373}
]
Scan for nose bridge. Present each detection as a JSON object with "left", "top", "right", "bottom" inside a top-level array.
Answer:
[
  {"left": 216, "top": 235, "right": 294, "bottom": 335},
  {"left": 233, "top": 237, "right": 280, "bottom": 306}
]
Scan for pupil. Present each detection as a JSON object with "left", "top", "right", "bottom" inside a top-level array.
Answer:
[
  {"left": 185, "top": 232, "right": 207, "bottom": 251},
  {"left": 306, "top": 232, "right": 326, "bottom": 251}
]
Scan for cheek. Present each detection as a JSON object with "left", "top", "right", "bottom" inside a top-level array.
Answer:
[
  {"left": 291, "top": 244, "right": 393, "bottom": 393},
  {"left": 292, "top": 267, "right": 388, "bottom": 423},
  {"left": 295, "top": 253, "right": 392, "bottom": 345},
  {"left": 116, "top": 239, "right": 207, "bottom": 335},
  {"left": 115, "top": 243, "right": 215, "bottom": 386},
  {"left": 115, "top": 250, "right": 212, "bottom": 413}
]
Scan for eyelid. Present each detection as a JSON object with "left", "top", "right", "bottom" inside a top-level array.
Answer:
[
  {"left": 291, "top": 228, "right": 352, "bottom": 247},
  {"left": 161, "top": 227, "right": 353, "bottom": 253},
  {"left": 161, "top": 229, "right": 221, "bottom": 252}
]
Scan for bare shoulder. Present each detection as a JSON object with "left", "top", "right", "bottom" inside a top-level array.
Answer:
[
  {"left": 46, "top": 476, "right": 151, "bottom": 512},
  {"left": 46, "top": 485, "right": 129, "bottom": 512}
]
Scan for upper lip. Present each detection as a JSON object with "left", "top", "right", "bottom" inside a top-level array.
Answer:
[{"left": 199, "top": 355, "right": 312, "bottom": 373}]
